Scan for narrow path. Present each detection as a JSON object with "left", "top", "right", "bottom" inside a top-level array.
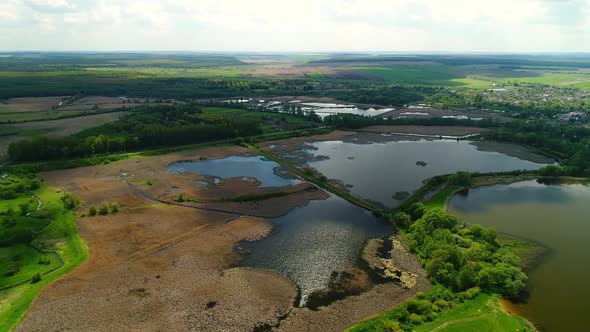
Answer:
[
  {"left": 118, "top": 176, "right": 269, "bottom": 218},
  {"left": 428, "top": 316, "right": 481, "bottom": 332}
]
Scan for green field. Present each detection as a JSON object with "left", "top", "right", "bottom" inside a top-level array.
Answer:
[
  {"left": 351, "top": 64, "right": 590, "bottom": 89},
  {"left": 351, "top": 65, "right": 461, "bottom": 85},
  {"left": 0, "top": 110, "right": 90, "bottom": 123},
  {"left": 0, "top": 176, "right": 88, "bottom": 331}
]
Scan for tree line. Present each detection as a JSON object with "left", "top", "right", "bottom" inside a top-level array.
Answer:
[{"left": 8, "top": 105, "right": 261, "bottom": 162}]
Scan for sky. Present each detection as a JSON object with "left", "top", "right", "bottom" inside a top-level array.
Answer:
[{"left": 1, "top": 0, "right": 589, "bottom": 52}]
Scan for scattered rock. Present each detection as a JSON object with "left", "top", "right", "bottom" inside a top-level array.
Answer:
[{"left": 363, "top": 237, "right": 418, "bottom": 289}]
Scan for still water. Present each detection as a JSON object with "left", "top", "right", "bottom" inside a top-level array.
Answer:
[
  {"left": 305, "top": 139, "right": 552, "bottom": 207},
  {"left": 168, "top": 155, "right": 297, "bottom": 188},
  {"left": 239, "top": 194, "right": 392, "bottom": 305},
  {"left": 448, "top": 181, "right": 590, "bottom": 332}
]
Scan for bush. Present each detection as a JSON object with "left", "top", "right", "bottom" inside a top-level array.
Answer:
[
  {"left": 61, "top": 193, "right": 81, "bottom": 210},
  {"left": 408, "top": 313, "right": 425, "bottom": 325},
  {"left": 176, "top": 193, "right": 186, "bottom": 202},
  {"left": 38, "top": 256, "right": 51, "bottom": 265},
  {"left": 31, "top": 272, "right": 42, "bottom": 283},
  {"left": 88, "top": 206, "right": 97, "bottom": 216},
  {"left": 110, "top": 202, "right": 120, "bottom": 213},
  {"left": 380, "top": 320, "right": 403, "bottom": 332},
  {"left": 98, "top": 203, "right": 110, "bottom": 215}
]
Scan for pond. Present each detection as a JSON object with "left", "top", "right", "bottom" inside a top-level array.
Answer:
[
  {"left": 304, "top": 139, "right": 552, "bottom": 208},
  {"left": 239, "top": 194, "right": 393, "bottom": 305},
  {"left": 167, "top": 155, "right": 297, "bottom": 188},
  {"left": 299, "top": 102, "right": 394, "bottom": 118},
  {"left": 448, "top": 180, "right": 590, "bottom": 332}
]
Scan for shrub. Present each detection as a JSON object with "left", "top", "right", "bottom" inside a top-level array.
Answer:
[
  {"left": 61, "top": 193, "right": 81, "bottom": 210},
  {"left": 176, "top": 193, "right": 186, "bottom": 202},
  {"left": 98, "top": 203, "right": 110, "bottom": 215},
  {"left": 408, "top": 313, "right": 425, "bottom": 325},
  {"left": 31, "top": 273, "right": 42, "bottom": 283},
  {"left": 380, "top": 320, "right": 403, "bottom": 332},
  {"left": 38, "top": 256, "right": 51, "bottom": 265},
  {"left": 88, "top": 206, "right": 97, "bottom": 216},
  {"left": 110, "top": 202, "right": 120, "bottom": 213}
]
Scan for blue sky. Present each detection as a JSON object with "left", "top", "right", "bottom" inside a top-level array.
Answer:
[{"left": 1, "top": 0, "right": 588, "bottom": 52}]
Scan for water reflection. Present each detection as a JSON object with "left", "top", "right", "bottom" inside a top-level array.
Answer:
[
  {"left": 239, "top": 194, "right": 393, "bottom": 305},
  {"left": 168, "top": 156, "right": 297, "bottom": 188}
]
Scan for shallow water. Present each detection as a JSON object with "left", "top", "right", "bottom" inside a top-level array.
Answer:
[
  {"left": 167, "top": 155, "right": 297, "bottom": 188},
  {"left": 239, "top": 194, "right": 393, "bottom": 305},
  {"left": 448, "top": 181, "right": 590, "bottom": 332},
  {"left": 304, "top": 139, "right": 552, "bottom": 207}
]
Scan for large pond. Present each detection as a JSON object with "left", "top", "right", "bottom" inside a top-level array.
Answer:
[
  {"left": 448, "top": 180, "right": 590, "bottom": 332},
  {"left": 168, "top": 155, "right": 297, "bottom": 188},
  {"left": 304, "top": 139, "right": 553, "bottom": 208},
  {"left": 239, "top": 194, "right": 393, "bottom": 305}
]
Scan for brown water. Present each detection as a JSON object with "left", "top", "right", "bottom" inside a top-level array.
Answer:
[{"left": 448, "top": 181, "right": 590, "bottom": 332}]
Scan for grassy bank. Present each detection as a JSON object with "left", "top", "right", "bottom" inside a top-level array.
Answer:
[{"left": 0, "top": 179, "right": 88, "bottom": 331}]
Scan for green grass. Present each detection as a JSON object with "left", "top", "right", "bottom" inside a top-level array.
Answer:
[
  {"left": 306, "top": 72, "right": 327, "bottom": 78},
  {"left": 425, "top": 185, "right": 459, "bottom": 210},
  {"left": 0, "top": 110, "right": 84, "bottom": 122},
  {"left": 415, "top": 294, "right": 532, "bottom": 332},
  {"left": 0, "top": 244, "right": 59, "bottom": 289},
  {"left": 0, "top": 185, "right": 88, "bottom": 331},
  {"left": 351, "top": 65, "right": 462, "bottom": 85}
]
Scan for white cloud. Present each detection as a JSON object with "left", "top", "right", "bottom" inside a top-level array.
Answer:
[{"left": 0, "top": 0, "right": 588, "bottom": 51}]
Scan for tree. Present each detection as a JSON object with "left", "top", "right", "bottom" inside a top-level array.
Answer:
[
  {"left": 449, "top": 172, "right": 472, "bottom": 186},
  {"left": 392, "top": 212, "right": 411, "bottom": 227},
  {"left": 18, "top": 202, "right": 30, "bottom": 216}
]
